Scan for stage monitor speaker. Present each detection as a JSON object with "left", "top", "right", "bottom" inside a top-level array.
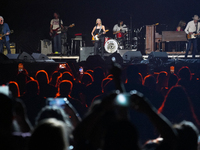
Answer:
[
  {"left": 7, "top": 54, "right": 19, "bottom": 60},
  {"left": 32, "top": 53, "right": 49, "bottom": 60},
  {"left": 117, "top": 49, "right": 132, "bottom": 57},
  {"left": 148, "top": 52, "right": 168, "bottom": 62},
  {"left": 80, "top": 47, "right": 94, "bottom": 62},
  {"left": 7, "top": 52, "right": 35, "bottom": 62},
  {"left": 122, "top": 51, "right": 143, "bottom": 63},
  {"left": 105, "top": 53, "right": 123, "bottom": 65}
]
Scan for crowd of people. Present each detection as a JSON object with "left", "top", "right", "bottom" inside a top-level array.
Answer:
[{"left": 0, "top": 57, "right": 200, "bottom": 150}]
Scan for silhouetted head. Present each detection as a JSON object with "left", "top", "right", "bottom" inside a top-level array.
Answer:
[
  {"left": 16, "top": 71, "right": 28, "bottom": 83},
  {"left": 178, "top": 66, "right": 192, "bottom": 81},
  {"left": 49, "top": 71, "right": 62, "bottom": 87},
  {"left": 25, "top": 80, "right": 39, "bottom": 95},
  {"left": 58, "top": 80, "right": 73, "bottom": 97},
  {"left": 81, "top": 72, "right": 94, "bottom": 86},
  {"left": 36, "top": 106, "right": 72, "bottom": 130},
  {"left": 35, "top": 70, "right": 49, "bottom": 85},
  {"left": 157, "top": 71, "right": 168, "bottom": 84},
  {"left": 173, "top": 121, "right": 199, "bottom": 150},
  {"left": 143, "top": 74, "right": 156, "bottom": 90},
  {"left": 103, "top": 79, "right": 115, "bottom": 93},
  {"left": 62, "top": 72, "right": 74, "bottom": 82},
  {"left": 104, "top": 120, "right": 140, "bottom": 150},
  {"left": 159, "top": 85, "right": 194, "bottom": 124},
  {"left": 126, "top": 65, "right": 143, "bottom": 84},
  {"left": 29, "top": 118, "right": 69, "bottom": 150},
  {"left": 168, "top": 74, "right": 178, "bottom": 89},
  {"left": 9, "top": 81, "right": 20, "bottom": 97}
]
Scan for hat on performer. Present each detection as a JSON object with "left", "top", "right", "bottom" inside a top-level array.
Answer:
[{"left": 192, "top": 15, "right": 200, "bottom": 20}]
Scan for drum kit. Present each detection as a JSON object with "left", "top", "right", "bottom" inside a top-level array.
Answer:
[{"left": 104, "top": 32, "right": 129, "bottom": 53}]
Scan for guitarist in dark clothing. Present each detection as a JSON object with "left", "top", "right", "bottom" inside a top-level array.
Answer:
[
  {"left": 91, "top": 18, "right": 106, "bottom": 57},
  {"left": 50, "top": 12, "right": 64, "bottom": 54},
  {"left": 0, "top": 16, "right": 11, "bottom": 54}
]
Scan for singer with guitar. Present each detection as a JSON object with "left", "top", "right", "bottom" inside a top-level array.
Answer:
[
  {"left": 50, "top": 12, "right": 64, "bottom": 54},
  {"left": 185, "top": 15, "right": 200, "bottom": 58},
  {"left": 91, "top": 18, "right": 106, "bottom": 57},
  {"left": 0, "top": 16, "right": 11, "bottom": 54}
]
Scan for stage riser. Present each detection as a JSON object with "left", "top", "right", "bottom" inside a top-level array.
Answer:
[{"left": 80, "top": 47, "right": 139, "bottom": 62}]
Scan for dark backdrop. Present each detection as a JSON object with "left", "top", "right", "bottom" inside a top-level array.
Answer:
[{"left": 2, "top": 0, "right": 200, "bottom": 53}]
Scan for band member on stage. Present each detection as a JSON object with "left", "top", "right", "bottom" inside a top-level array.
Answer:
[
  {"left": 113, "top": 20, "right": 128, "bottom": 38},
  {"left": 176, "top": 20, "right": 186, "bottom": 51},
  {"left": 0, "top": 16, "right": 11, "bottom": 54},
  {"left": 176, "top": 20, "right": 186, "bottom": 31},
  {"left": 185, "top": 15, "right": 200, "bottom": 58},
  {"left": 91, "top": 18, "right": 106, "bottom": 57},
  {"left": 50, "top": 12, "right": 64, "bottom": 54}
]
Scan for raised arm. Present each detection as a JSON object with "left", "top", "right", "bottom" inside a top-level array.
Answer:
[{"left": 130, "top": 90, "right": 178, "bottom": 149}]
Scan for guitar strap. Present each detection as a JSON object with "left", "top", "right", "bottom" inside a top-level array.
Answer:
[
  {"left": 196, "top": 22, "right": 199, "bottom": 33},
  {"left": 98, "top": 25, "right": 102, "bottom": 34}
]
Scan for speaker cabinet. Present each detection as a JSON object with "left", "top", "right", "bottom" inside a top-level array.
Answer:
[
  {"left": 6, "top": 54, "right": 19, "bottom": 60},
  {"left": 7, "top": 52, "right": 35, "bottom": 62},
  {"left": 32, "top": 53, "right": 49, "bottom": 60},
  {"left": 148, "top": 52, "right": 168, "bottom": 62},
  {"left": 80, "top": 47, "right": 94, "bottom": 62},
  {"left": 122, "top": 51, "right": 143, "bottom": 63}
]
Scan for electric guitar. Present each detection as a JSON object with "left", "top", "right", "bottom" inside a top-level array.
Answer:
[
  {"left": 50, "top": 24, "right": 75, "bottom": 38},
  {"left": 92, "top": 29, "right": 109, "bottom": 41},
  {"left": 0, "top": 30, "right": 14, "bottom": 40},
  {"left": 186, "top": 32, "right": 200, "bottom": 40}
]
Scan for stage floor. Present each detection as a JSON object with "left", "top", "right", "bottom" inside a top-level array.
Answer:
[{"left": 47, "top": 54, "right": 200, "bottom": 62}]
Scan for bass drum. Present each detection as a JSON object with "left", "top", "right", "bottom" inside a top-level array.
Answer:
[{"left": 104, "top": 39, "right": 118, "bottom": 53}]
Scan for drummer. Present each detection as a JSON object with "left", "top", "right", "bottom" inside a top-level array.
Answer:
[{"left": 113, "top": 20, "right": 128, "bottom": 39}]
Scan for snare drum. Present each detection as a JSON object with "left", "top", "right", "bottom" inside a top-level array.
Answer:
[
  {"left": 116, "top": 32, "right": 124, "bottom": 38},
  {"left": 104, "top": 37, "right": 111, "bottom": 46},
  {"left": 104, "top": 39, "right": 118, "bottom": 53}
]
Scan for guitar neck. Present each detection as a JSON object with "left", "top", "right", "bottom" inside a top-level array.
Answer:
[
  {"left": 97, "top": 30, "right": 109, "bottom": 37},
  {"left": 1, "top": 31, "right": 11, "bottom": 37}
]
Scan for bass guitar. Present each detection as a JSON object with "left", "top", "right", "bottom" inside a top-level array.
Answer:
[
  {"left": 0, "top": 30, "right": 14, "bottom": 40},
  {"left": 92, "top": 29, "right": 109, "bottom": 41},
  {"left": 186, "top": 32, "right": 200, "bottom": 40},
  {"left": 50, "top": 24, "right": 75, "bottom": 38}
]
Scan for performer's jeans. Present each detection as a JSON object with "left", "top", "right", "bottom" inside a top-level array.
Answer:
[
  {"left": 53, "top": 34, "right": 61, "bottom": 53},
  {"left": 0, "top": 40, "right": 11, "bottom": 54},
  {"left": 94, "top": 37, "right": 104, "bottom": 57},
  {"left": 185, "top": 39, "right": 197, "bottom": 58}
]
